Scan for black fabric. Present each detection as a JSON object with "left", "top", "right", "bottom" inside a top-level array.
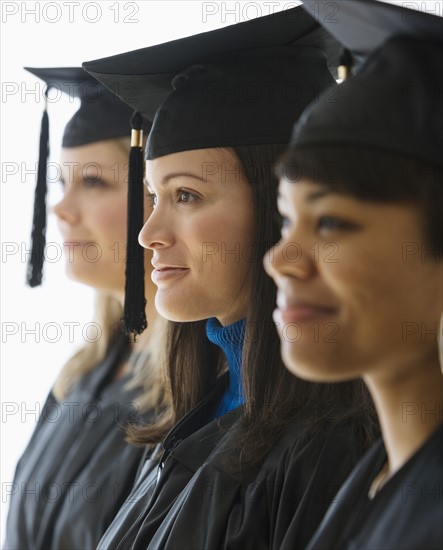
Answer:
[
  {"left": 98, "top": 375, "right": 368, "bottom": 550},
  {"left": 301, "top": 0, "right": 443, "bottom": 59},
  {"left": 123, "top": 111, "right": 147, "bottom": 336},
  {"left": 97, "top": 374, "right": 230, "bottom": 549},
  {"left": 307, "top": 423, "right": 443, "bottom": 550},
  {"left": 83, "top": 6, "right": 340, "bottom": 117},
  {"left": 145, "top": 46, "right": 335, "bottom": 160},
  {"left": 291, "top": 37, "right": 443, "bottom": 168},
  {"left": 24, "top": 67, "right": 149, "bottom": 147},
  {"left": 82, "top": 6, "right": 340, "bottom": 160},
  {"left": 4, "top": 335, "right": 157, "bottom": 550},
  {"left": 26, "top": 105, "right": 49, "bottom": 287}
]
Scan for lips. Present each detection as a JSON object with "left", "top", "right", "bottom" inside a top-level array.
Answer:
[
  {"left": 275, "top": 292, "right": 337, "bottom": 324},
  {"left": 151, "top": 261, "right": 189, "bottom": 284},
  {"left": 62, "top": 240, "right": 96, "bottom": 246},
  {"left": 151, "top": 261, "right": 188, "bottom": 270}
]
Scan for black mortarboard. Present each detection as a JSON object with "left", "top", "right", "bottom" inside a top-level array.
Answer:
[
  {"left": 83, "top": 6, "right": 341, "bottom": 160},
  {"left": 302, "top": 0, "right": 443, "bottom": 79},
  {"left": 301, "top": 0, "right": 443, "bottom": 61},
  {"left": 290, "top": 0, "right": 443, "bottom": 167},
  {"left": 25, "top": 67, "right": 139, "bottom": 146}
]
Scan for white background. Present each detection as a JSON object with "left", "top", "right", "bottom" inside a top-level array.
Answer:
[{"left": 1, "top": 0, "right": 440, "bottom": 544}]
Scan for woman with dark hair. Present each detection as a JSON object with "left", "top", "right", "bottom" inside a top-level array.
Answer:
[
  {"left": 264, "top": 2, "right": 443, "bottom": 548},
  {"left": 84, "top": 8, "right": 378, "bottom": 550},
  {"left": 4, "top": 68, "right": 166, "bottom": 550}
]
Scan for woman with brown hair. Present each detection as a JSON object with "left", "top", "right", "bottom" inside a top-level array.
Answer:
[{"left": 85, "top": 8, "right": 378, "bottom": 549}]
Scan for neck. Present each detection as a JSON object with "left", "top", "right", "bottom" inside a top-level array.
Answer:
[{"left": 364, "top": 353, "right": 443, "bottom": 475}]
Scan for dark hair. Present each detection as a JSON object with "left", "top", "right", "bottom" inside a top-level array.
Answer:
[
  {"left": 128, "top": 144, "right": 378, "bottom": 467},
  {"left": 277, "top": 146, "right": 443, "bottom": 252}
]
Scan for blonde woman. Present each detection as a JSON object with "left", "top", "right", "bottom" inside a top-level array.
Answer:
[{"left": 5, "top": 68, "right": 165, "bottom": 550}]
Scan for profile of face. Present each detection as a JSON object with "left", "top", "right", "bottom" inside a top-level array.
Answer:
[
  {"left": 54, "top": 139, "right": 152, "bottom": 295},
  {"left": 264, "top": 178, "right": 442, "bottom": 382},
  {"left": 139, "top": 148, "right": 255, "bottom": 325}
]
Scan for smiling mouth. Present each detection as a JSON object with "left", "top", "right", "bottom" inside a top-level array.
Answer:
[{"left": 274, "top": 304, "right": 337, "bottom": 324}]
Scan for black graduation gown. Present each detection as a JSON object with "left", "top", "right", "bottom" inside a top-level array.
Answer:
[
  {"left": 99, "top": 373, "right": 369, "bottom": 550},
  {"left": 4, "top": 336, "right": 155, "bottom": 550},
  {"left": 307, "top": 423, "right": 443, "bottom": 550}
]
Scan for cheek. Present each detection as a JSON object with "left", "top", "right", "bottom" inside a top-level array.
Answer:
[
  {"left": 322, "top": 249, "right": 426, "bottom": 347},
  {"left": 191, "top": 213, "right": 254, "bottom": 279},
  {"left": 92, "top": 201, "right": 127, "bottom": 236}
]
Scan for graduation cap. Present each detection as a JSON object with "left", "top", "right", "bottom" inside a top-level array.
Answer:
[
  {"left": 301, "top": 0, "right": 443, "bottom": 81},
  {"left": 83, "top": 5, "right": 341, "bottom": 160},
  {"left": 81, "top": 8, "right": 342, "bottom": 331},
  {"left": 301, "top": 0, "right": 443, "bottom": 67},
  {"left": 25, "top": 67, "right": 150, "bottom": 335},
  {"left": 289, "top": 0, "right": 443, "bottom": 167}
]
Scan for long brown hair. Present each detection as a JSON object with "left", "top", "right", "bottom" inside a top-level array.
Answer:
[{"left": 128, "top": 144, "right": 378, "bottom": 465}]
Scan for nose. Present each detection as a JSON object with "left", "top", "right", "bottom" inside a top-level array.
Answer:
[
  {"left": 52, "top": 187, "right": 80, "bottom": 225},
  {"left": 138, "top": 206, "right": 174, "bottom": 250},
  {"left": 264, "top": 235, "right": 316, "bottom": 283}
]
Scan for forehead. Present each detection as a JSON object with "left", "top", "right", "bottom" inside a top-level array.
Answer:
[
  {"left": 145, "top": 147, "right": 241, "bottom": 185},
  {"left": 278, "top": 177, "right": 330, "bottom": 199},
  {"left": 60, "top": 140, "right": 127, "bottom": 167}
]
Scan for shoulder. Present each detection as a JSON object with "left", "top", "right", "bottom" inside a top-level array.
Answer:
[{"left": 275, "top": 416, "right": 373, "bottom": 469}]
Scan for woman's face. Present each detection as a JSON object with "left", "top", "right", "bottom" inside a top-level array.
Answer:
[
  {"left": 139, "top": 148, "right": 255, "bottom": 325},
  {"left": 54, "top": 139, "right": 151, "bottom": 295},
  {"left": 264, "top": 178, "right": 442, "bottom": 382}
]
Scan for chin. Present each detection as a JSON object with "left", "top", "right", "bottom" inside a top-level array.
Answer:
[
  {"left": 154, "top": 294, "right": 210, "bottom": 323},
  {"left": 281, "top": 344, "right": 352, "bottom": 383},
  {"left": 155, "top": 297, "right": 188, "bottom": 322},
  {"left": 65, "top": 266, "right": 123, "bottom": 294},
  {"left": 65, "top": 267, "right": 90, "bottom": 285},
  {"left": 155, "top": 307, "right": 206, "bottom": 323}
]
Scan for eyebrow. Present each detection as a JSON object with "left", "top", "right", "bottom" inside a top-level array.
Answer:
[
  {"left": 278, "top": 188, "right": 332, "bottom": 202},
  {"left": 144, "top": 171, "right": 206, "bottom": 188},
  {"left": 305, "top": 189, "right": 331, "bottom": 202}
]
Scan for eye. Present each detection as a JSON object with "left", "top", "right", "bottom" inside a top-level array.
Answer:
[
  {"left": 317, "top": 216, "right": 358, "bottom": 232},
  {"left": 275, "top": 210, "right": 291, "bottom": 232},
  {"left": 84, "top": 177, "right": 106, "bottom": 189},
  {"left": 281, "top": 216, "right": 291, "bottom": 230},
  {"left": 177, "top": 189, "right": 199, "bottom": 203},
  {"left": 145, "top": 191, "right": 157, "bottom": 208}
]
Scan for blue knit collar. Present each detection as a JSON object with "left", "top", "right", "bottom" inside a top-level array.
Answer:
[{"left": 206, "top": 317, "right": 246, "bottom": 417}]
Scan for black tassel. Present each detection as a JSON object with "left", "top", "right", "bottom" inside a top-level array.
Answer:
[
  {"left": 338, "top": 48, "right": 353, "bottom": 82},
  {"left": 123, "top": 111, "right": 147, "bottom": 336},
  {"left": 27, "top": 90, "right": 49, "bottom": 287}
]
